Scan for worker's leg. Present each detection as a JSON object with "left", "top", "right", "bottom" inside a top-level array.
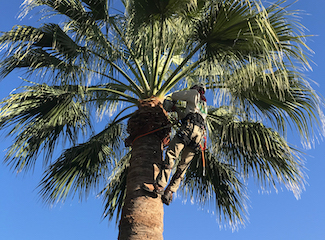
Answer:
[
  {"left": 167, "top": 146, "right": 196, "bottom": 192},
  {"left": 167, "top": 125, "right": 203, "bottom": 193},
  {"left": 156, "top": 135, "right": 185, "bottom": 188}
]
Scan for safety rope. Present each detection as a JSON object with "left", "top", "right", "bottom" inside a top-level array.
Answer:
[
  {"left": 131, "top": 124, "right": 172, "bottom": 146},
  {"left": 131, "top": 121, "right": 207, "bottom": 177},
  {"left": 199, "top": 136, "right": 207, "bottom": 176}
]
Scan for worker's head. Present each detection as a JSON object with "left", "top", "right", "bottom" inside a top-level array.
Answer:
[{"left": 191, "top": 83, "right": 206, "bottom": 94}]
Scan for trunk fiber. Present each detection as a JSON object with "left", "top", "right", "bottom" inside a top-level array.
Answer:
[{"left": 118, "top": 98, "right": 170, "bottom": 240}]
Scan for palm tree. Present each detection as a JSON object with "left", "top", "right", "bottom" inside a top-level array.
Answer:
[{"left": 0, "top": 0, "right": 323, "bottom": 239}]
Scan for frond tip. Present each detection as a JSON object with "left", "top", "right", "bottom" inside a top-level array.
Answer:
[
  {"left": 181, "top": 152, "right": 248, "bottom": 228},
  {"left": 100, "top": 152, "right": 130, "bottom": 223},
  {"left": 38, "top": 122, "right": 125, "bottom": 204},
  {"left": 0, "top": 83, "right": 90, "bottom": 172},
  {"left": 207, "top": 108, "right": 306, "bottom": 199}
]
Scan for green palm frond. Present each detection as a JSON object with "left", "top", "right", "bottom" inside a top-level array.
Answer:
[
  {"left": 38, "top": 122, "right": 125, "bottom": 204},
  {"left": 266, "top": 0, "right": 311, "bottom": 67},
  {"left": 23, "top": 0, "right": 109, "bottom": 22},
  {"left": 0, "top": 0, "right": 323, "bottom": 230},
  {"left": 86, "top": 83, "right": 138, "bottom": 117},
  {"left": 22, "top": 0, "right": 88, "bottom": 22},
  {"left": 0, "top": 22, "right": 144, "bottom": 95},
  {"left": 222, "top": 65, "right": 321, "bottom": 142},
  {"left": 100, "top": 151, "right": 130, "bottom": 223},
  {"left": 0, "top": 24, "right": 86, "bottom": 59},
  {"left": 0, "top": 48, "right": 83, "bottom": 81},
  {"left": 193, "top": 0, "right": 310, "bottom": 71},
  {"left": 126, "top": 0, "right": 200, "bottom": 30},
  {"left": 81, "top": 0, "right": 109, "bottom": 21},
  {"left": 207, "top": 109, "right": 305, "bottom": 198},
  {"left": 21, "top": 0, "right": 115, "bottom": 59},
  {"left": 35, "top": 23, "right": 87, "bottom": 59},
  {"left": 0, "top": 82, "right": 90, "bottom": 172},
  {"left": 182, "top": 151, "right": 247, "bottom": 228},
  {"left": 0, "top": 24, "right": 89, "bottom": 84}
]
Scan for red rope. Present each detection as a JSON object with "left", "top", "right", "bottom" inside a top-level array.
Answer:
[
  {"left": 132, "top": 125, "right": 207, "bottom": 177},
  {"left": 131, "top": 125, "right": 171, "bottom": 146},
  {"left": 200, "top": 136, "right": 207, "bottom": 176}
]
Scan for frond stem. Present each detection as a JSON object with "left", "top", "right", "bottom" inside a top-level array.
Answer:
[
  {"left": 83, "top": 67, "right": 139, "bottom": 95},
  {"left": 151, "top": 17, "right": 164, "bottom": 95},
  {"left": 164, "top": 57, "right": 206, "bottom": 93},
  {"left": 157, "top": 42, "right": 205, "bottom": 96},
  {"left": 86, "top": 87, "right": 138, "bottom": 104},
  {"left": 87, "top": 50, "right": 143, "bottom": 97},
  {"left": 158, "top": 39, "right": 177, "bottom": 88},
  {"left": 110, "top": 19, "right": 150, "bottom": 94},
  {"left": 112, "top": 105, "right": 136, "bottom": 123}
]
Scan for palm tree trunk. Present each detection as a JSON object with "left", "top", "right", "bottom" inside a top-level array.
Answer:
[{"left": 118, "top": 98, "right": 170, "bottom": 240}]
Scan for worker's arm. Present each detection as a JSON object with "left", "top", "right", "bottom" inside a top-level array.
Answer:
[
  {"left": 171, "top": 89, "right": 200, "bottom": 118},
  {"left": 173, "top": 105, "right": 186, "bottom": 119},
  {"left": 170, "top": 89, "right": 198, "bottom": 104}
]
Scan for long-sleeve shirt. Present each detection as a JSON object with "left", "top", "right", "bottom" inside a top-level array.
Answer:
[{"left": 170, "top": 89, "right": 207, "bottom": 120}]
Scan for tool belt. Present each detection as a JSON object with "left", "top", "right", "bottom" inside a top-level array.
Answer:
[
  {"left": 181, "top": 112, "right": 205, "bottom": 130},
  {"left": 176, "top": 113, "right": 206, "bottom": 151}
]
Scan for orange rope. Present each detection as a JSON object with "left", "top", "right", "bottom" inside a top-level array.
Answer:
[
  {"left": 132, "top": 124, "right": 207, "bottom": 177},
  {"left": 131, "top": 125, "right": 171, "bottom": 146},
  {"left": 200, "top": 136, "right": 207, "bottom": 176}
]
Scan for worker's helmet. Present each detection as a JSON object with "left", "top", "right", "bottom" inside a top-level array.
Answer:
[{"left": 191, "top": 83, "right": 206, "bottom": 93}]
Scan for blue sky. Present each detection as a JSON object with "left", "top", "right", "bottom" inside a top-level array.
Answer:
[{"left": 0, "top": 1, "right": 324, "bottom": 240}]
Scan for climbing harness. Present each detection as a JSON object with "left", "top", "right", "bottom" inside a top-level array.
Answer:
[
  {"left": 181, "top": 112, "right": 205, "bottom": 129},
  {"left": 131, "top": 98, "right": 208, "bottom": 176}
]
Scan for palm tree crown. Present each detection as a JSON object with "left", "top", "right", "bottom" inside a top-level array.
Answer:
[{"left": 0, "top": 0, "right": 323, "bottom": 230}]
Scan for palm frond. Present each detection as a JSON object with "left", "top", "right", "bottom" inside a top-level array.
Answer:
[
  {"left": 0, "top": 24, "right": 89, "bottom": 84},
  {"left": 222, "top": 66, "right": 322, "bottom": 143},
  {"left": 0, "top": 48, "right": 85, "bottom": 84},
  {"left": 181, "top": 151, "right": 247, "bottom": 228},
  {"left": 0, "top": 82, "right": 90, "bottom": 172},
  {"left": 126, "top": 0, "right": 200, "bottom": 31},
  {"left": 81, "top": 0, "right": 109, "bottom": 21},
  {"left": 21, "top": 0, "right": 113, "bottom": 58},
  {"left": 22, "top": 0, "right": 87, "bottom": 22},
  {"left": 207, "top": 109, "right": 306, "bottom": 198},
  {"left": 193, "top": 0, "right": 310, "bottom": 71},
  {"left": 22, "top": 0, "right": 110, "bottom": 22},
  {"left": 86, "top": 83, "right": 138, "bottom": 117},
  {"left": 38, "top": 122, "right": 125, "bottom": 204},
  {"left": 100, "top": 151, "right": 130, "bottom": 223},
  {"left": 0, "top": 24, "right": 86, "bottom": 59},
  {"left": 35, "top": 23, "right": 87, "bottom": 59}
]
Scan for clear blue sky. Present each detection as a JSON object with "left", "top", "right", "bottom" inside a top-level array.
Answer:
[{"left": 1, "top": 1, "right": 324, "bottom": 240}]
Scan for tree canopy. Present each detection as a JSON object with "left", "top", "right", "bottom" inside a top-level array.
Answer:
[{"left": 0, "top": 0, "right": 323, "bottom": 228}]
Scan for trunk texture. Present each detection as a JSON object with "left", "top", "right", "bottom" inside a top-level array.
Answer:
[{"left": 118, "top": 98, "right": 171, "bottom": 240}]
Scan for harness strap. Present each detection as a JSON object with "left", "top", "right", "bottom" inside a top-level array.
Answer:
[{"left": 181, "top": 112, "right": 205, "bottom": 130}]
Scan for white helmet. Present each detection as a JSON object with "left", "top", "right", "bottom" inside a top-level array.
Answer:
[{"left": 191, "top": 83, "right": 206, "bottom": 93}]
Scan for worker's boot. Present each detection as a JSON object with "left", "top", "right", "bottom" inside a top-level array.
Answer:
[
  {"left": 162, "top": 188, "right": 173, "bottom": 205},
  {"left": 141, "top": 182, "right": 164, "bottom": 195}
]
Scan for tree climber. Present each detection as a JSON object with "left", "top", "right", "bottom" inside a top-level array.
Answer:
[{"left": 142, "top": 84, "right": 207, "bottom": 205}]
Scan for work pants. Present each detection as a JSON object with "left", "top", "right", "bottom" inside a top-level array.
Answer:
[{"left": 156, "top": 123, "right": 204, "bottom": 193}]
